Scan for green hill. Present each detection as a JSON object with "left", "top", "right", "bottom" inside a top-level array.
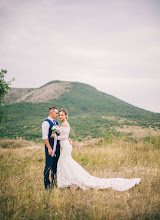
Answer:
[{"left": 1, "top": 81, "right": 160, "bottom": 141}]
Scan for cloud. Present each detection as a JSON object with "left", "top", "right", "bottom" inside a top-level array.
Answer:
[{"left": 0, "top": 0, "right": 160, "bottom": 112}]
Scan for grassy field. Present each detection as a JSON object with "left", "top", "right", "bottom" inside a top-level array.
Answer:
[{"left": 0, "top": 138, "right": 160, "bottom": 219}]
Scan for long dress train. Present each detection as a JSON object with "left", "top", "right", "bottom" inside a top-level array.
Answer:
[{"left": 57, "top": 127, "right": 141, "bottom": 191}]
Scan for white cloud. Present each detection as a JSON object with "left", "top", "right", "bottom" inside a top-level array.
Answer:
[{"left": 0, "top": 0, "right": 160, "bottom": 112}]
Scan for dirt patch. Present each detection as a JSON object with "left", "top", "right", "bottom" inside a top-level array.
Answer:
[
  {"left": 15, "top": 82, "right": 72, "bottom": 103},
  {"left": 101, "top": 116, "right": 117, "bottom": 120},
  {"left": 101, "top": 116, "right": 137, "bottom": 124},
  {"left": 22, "top": 145, "right": 42, "bottom": 150},
  {"left": 3, "top": 88, "right": 34, "bottom": 104},
  {"left": 74, "top": 138, "right": 104, "bottom": 147}
]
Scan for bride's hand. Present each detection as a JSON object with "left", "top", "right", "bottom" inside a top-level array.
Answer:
[{"left": 68, "top": 138, "right": 72, "bottom": 145}]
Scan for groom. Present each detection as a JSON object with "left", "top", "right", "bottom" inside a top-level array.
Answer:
[{"left": 42, "top": 106, "right": 60, "bottom": 189}]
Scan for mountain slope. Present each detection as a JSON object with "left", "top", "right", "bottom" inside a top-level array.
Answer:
[
  {"left": 1, "top": 81, "right": 160, "bottom": 141},
  {"left": 3, "top": 88, "right": 34, "bottom": 104},
  {"left": 4, "top": 81, "right": 72, "bottom": 104}
]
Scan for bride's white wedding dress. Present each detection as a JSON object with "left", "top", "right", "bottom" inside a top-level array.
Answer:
[{"left": 57, "top": 127, "right": 141, "bottom": 191}]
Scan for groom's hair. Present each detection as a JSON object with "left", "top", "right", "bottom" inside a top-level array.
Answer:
[{"left": 49, "top": 106, "right": 58, "bottom": 112}]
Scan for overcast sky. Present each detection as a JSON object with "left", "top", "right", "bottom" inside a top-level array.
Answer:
[{"left": 0, "top": 0, "right": 160, "bottom": 113}]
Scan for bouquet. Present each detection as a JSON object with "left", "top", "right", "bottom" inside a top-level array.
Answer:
[
  {"left": 51, "top": 125, "right": 61, "bottom": 137},
  {"left": 51, "top": 125, "right": 61, "bottom": 157}
]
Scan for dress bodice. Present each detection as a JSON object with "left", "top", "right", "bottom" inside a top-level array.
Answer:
[
  {"left": 58, "top": 126, "right": 72, "bottom": 154},
  {"left": 58, "top": 126, "right": 70, "bottom": 140}
]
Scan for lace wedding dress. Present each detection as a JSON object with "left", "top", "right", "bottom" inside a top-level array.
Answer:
[{"left": 57, "top": 127, "right": 141, "bottom": 191}]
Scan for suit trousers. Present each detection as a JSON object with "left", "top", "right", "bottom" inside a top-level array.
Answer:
[{"left": 44, "top": 142, "right": 60, "bottom": 189}]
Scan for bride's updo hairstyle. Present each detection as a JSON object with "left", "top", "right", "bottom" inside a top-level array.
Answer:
[{"left": 59, "top": 109, "right": 68, "bottom": 119}]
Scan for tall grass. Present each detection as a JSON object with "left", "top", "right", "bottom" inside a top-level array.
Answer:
[{"left": 0, "top": 138, "right": 160, "bottom": 219}]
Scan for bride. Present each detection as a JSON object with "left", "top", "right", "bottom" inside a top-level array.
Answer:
[{"left": 52, "top": 109, "right": 141, "bottom": 191}]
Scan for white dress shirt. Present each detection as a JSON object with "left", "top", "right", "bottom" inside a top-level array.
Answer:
[{"left": 42, "top": 116, "right": 54, "bottom": 140}]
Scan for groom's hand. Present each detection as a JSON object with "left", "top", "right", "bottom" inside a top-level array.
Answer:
[
  {"left": 44, "top": 139, "right": 53, "bottom": 156},
  {"left": 48, "top": 147, "right": 53, "bottom": 156}
]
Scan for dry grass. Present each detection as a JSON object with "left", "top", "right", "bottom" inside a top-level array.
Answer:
[
  {"left": 0, "top": 138, "right": 160, "bottom": 219},
  {"left": 115, "top": 125, "right": 160, "bottom": 138},
  {"left": 101, "top": 116, "right": 137, "bottom": 125},
  {"left": 0, "top": 138, "right": 40, "bottom": 149},
  {"left": 101, "top": 116, "right": 160, "bottom": 138}
]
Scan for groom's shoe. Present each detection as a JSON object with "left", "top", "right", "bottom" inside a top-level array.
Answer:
[
  {"left": 51, "top": 175, "right": 57, "bottom": 188},
  {"left": 45, "top": 184, "right": 51, "bottom": 190},
  {"left": 50, "top": 183, "right": 55, "bottom": 189},
  {"left": 53, "top": 174, "right": 57, "bottom": 188},
  {"left": 45, "top": 183, "right": 54, "bottom": 190},
  {"left": 53, "top": 181, "right": 57, "bottom": 188}
]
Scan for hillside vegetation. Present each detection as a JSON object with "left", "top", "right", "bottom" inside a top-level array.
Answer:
[
  {"left": 0, "top": 138, "right": 160, "bottom": 219},
  {"left": 1, "top": 81, "right": 160, "bottom": 141}
]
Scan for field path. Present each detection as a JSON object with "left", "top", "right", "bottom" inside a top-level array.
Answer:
[{"left": 22, "top": 145, "right": 42, "bottom": 150}]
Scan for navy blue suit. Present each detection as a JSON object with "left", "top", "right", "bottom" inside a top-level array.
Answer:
[{"left": 43, "top": 119, "right": 60, "bottom": 189}]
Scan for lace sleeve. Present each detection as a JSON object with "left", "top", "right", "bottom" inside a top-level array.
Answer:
[
  {"left": 57, "top": 127, "right": 70, "bottom": 140},
  {"left": 57, "top": 134, "right": 68, "bottom": 140}
]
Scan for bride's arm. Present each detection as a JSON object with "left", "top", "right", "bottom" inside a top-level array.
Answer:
[
  {"left": 56, "top": 129, "right": 72, "bottom": 144},
  {"left": 51, "top": 132, "right": 68, "bottom": 140},
  {"left": 57, "top": 133, "right": 68, "bottom": 140},
  {"left": 57, "top": 126, "right": 70, "bottom": 140}
]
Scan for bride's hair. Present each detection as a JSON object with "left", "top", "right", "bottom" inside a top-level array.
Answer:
[{"left": 59, "top": 109, "right": 68, "bottom": 119}]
